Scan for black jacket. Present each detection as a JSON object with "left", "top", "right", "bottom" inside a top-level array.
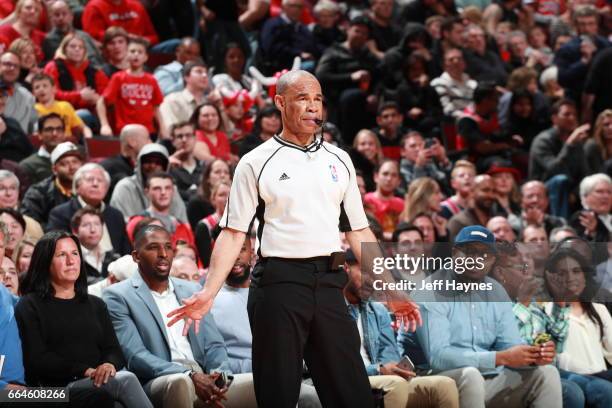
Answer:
[
  {"left": 315, "top": 43, "right": 380, "bottom": 101},
  {"left": 46, "top": 197, "right": 132, "bottom": 255},
  {"left": 0, "top": 115, "right": 34, "bottom": 162},
  {"left": 381, "top": 23, "right": 432, "bottom": 88},
  {"left": 100, "top": 154, "right": 133, "bottom": 197},
  {"left": 20, "top": 176, "right": 71, "bottom": 228},
  {"left": 84, "top": 250, "right": 122, "bottom": 285}
]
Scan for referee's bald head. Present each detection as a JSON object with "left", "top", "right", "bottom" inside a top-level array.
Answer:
[{"left": 276, "top": 70, "right": 318, "bottom": 95}]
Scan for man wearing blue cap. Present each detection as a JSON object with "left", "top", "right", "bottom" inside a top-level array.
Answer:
[{"left": 399, "top": 225, "right": 563, "bottom": 408}]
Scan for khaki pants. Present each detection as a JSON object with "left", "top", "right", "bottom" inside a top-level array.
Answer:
[
  {"left": 145, "top": 371, "right": 257, "bottom": 408},
  {"left": 369, "top": 375, "right": 459, "bottom": 408}
]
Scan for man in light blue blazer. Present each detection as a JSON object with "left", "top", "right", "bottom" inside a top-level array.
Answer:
[{"left": 103, "top": 225, "right": 256, "bottom": 408}]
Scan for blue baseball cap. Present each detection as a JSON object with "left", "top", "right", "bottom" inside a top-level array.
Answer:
[{"left": 454, "top": 225, "right": 496, "bottom": 251}]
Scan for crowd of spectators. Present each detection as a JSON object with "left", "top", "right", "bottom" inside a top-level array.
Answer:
[{"left": 0, "top": 0, "right": 612, "bottom": 407}]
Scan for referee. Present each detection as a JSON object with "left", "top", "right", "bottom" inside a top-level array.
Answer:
[{"left": 168, "top": 70, "right": 420, "bottom": 407}]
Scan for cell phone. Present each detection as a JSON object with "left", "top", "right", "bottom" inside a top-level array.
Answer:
[
  {"left": 397, "top": 355, "right": 415, "bottom": 371},
  {"left": 214, "top": 372, "right": 234, "bottom": 389},
  {"left": 424, "top": 138, "right": 436, "bottom": 148}
]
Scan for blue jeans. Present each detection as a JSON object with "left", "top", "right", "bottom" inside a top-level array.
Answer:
[
  {"left": 560, "top": 369, "right": 612, "bottom": 408},
  {"left": 150, "top": 39, "right": 181, "bottom": 54},
  {"left": 76, "top": 109, "right": 99, "bottom": 133},
  {"left": 545, "top": 174, "right": 570, "bottom": 219},
  {"left": 561, "top": 378, "right": 585, "bottom": 408}
]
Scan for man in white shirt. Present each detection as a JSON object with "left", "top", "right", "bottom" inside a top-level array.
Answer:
[{"left": 103, "top": 225, "right": 256, "bottom": 408}]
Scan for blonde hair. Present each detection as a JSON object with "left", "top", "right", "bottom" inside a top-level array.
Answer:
[
  {"left": 401, "top": 177, "right": 440, "bottom": 222},
  {"left": 15, "top": 0, "right": 41, "bottom": 18},
  {"left": 352, "top": 129, "right": 383, "bottom": 165},
  {"left": 12, "top": 238, "right": 36, "bottom": 274},
  {"left": 210, "top": 180, "right": 231, "bottom": 200},
  {"left": 8, "top": 38, "right": 36, "bottom": 67},
  {"left": 450, "top": 159, "right": 476, "bottom": 179},
  {"left": 593, "top": 109, "right": 612, "bottom": 161},
  {"left": 54, "top": 33, "right": 88, "bottom": 62}
]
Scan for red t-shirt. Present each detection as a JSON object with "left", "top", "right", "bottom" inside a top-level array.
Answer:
[
  {"left": 82, "top": 0, "right": 158, "bottom": 44},
  {"left": 364, "top": 192, "right": 404, "bottom": 233},
  {"left": 0, "top": 24, "right": 45, "bottom": 60},
  {"left": 196, "top": 130, "right": 231, "bottom": 162},
  {"left": 103, "top": 70, "right": 163, "bottom": 134}
]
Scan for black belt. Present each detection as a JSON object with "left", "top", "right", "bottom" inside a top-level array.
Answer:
[
  {"left": 264, "top": 252, "right": 346, "bottom": 271},
  {"left": 266, "top": 256, "right": 331, "bottom": 263}
]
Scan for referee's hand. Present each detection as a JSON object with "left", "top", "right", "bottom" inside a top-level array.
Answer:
[
  {"left": 388, "top": 300, "right": 422, "bottom": 333},
  {"left": 167, "top": 290, "right": 215, "bottom": 335}
]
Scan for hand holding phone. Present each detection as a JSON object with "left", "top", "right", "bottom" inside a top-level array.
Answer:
[{"left": 397, "top": 355, "right": 415, "bottom": 372}]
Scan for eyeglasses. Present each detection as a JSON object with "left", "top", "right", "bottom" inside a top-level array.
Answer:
[
  {"left": 503, "top": 263, "right": 529, "bottom": 274},
  {"left": 42, "top": 126, "right": 65, "bottom": 133},
  {"left": 0, "top": 61, "right": 18, "bottom": 69}
]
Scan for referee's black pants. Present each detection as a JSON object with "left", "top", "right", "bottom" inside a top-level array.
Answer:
[{"left": 247, "top": 257, "right": 375, "bottom": 408}]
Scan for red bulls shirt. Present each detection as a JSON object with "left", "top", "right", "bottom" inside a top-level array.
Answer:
[{"left": 103, "top": 71, "right": 163, "bottom": 134}]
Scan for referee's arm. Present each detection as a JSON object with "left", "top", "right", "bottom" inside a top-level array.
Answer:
[{"left": 168, "top": 158, "right": 258, "bottom": 334}]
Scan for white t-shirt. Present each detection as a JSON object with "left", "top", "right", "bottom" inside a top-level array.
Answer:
[{"left": 221, "top": 136, "right": 369, "bottom": 258}]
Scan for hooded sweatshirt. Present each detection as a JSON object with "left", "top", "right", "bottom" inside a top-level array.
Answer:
[
  {"left": 381, "top": 23, "right": 432, "bottom": 89},
  {"left": 110, "top": 143, "right": 188, "bottom": 222}
]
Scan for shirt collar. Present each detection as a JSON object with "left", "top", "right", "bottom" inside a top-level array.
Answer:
[
  {"left": 38, "top": 146, "right": 51, "bottom": 158},
  {"left": 78, "top": 195, "right": 106, "bottom": 212},
  {"left": 150, "top": 279, "right": 175, "bottom": 298}
]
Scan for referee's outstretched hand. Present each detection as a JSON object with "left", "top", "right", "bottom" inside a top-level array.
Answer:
[
  {"left": 167, "top": 290, "right": 215, "bottom": 336},
  {"left": 388, "top": 300, "right": 423, "bottom": 333}
]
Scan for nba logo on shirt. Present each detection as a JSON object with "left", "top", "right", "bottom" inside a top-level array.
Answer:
[{"left": 329, "top": 165, "right": 338, "bottom": 182}]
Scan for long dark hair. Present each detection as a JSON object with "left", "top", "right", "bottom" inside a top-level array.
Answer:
[
  {"left": 190, "top": 102, "right": 224, "bottom": 132},
  {"left": 197, "top": 158, "right": 232, "bottom": 202},
  {"left": 545, "top": 248, "right": 604, "bottom": 339},
  {"left": 249, "top": 104, "right": 280, "bottom": 138},
  {"left": 20, "top": 231, "right": 88, "bottom": 301}
]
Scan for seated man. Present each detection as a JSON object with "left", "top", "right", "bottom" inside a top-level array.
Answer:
[
  {"left": 344, "top": 250, "right": 460, "bottom": 408},
  {"left": 111, "top": 143, "right": 187, "bottom": 222},
  {"left": 0, "top": 283, "right": 25, "bottom": 390},
  {"left": 169, "top": 256, "right": 202, "bottom": 285},
  {"left": 457, "top": 82, "right": 524, "bottom": 172},
  {"left": 371, "top": 102, "right": 407, "bottom": 160},
  {"left": 508, "top": 181, "right": 567, "bottom": 237},
  {"left": 486, "top": 216, "right": 516, "bottom": 242},
  {"left": 100, "top": 124, "right": 151, "bottom": 197},
  {"left": 166, "top": 122, "right": 203, "bottom": 203},
  {"left": 103, "top": 225, "right": 256, "bottom": 408},
  {"left": 154, "top": 37, "right": 201, "bottom": 96},
  {"left": 19, "top": 113, "right": 69, "bottom": 185},
  {"left": 529, "top": 99, "right": 591, "bottom": 218},
  {"left": 447, "top": 175, "right": 497, "bottom": 239},
  {"left": 399, "top": 130, "right": 451, "bottom": 196},
  {"left": 259, "top": 0, "right": 318, "bottom": 74},
  {"left": 209, "top": 236, "right": 321, "bottom": 407},
  {"left": 47, "top": 163, "right": 131, "bottom": 256},
  {"left": 20, "top": 140, "right": 83, "bottom": 229},
  {"left": 315, "top": 16, "right": 380, "bottom": 143},
  {"left": 399, "top": 226, "right": 563, "bottom": 408},
  {"left": 71, "top": 207, "right": 121, "bottom": 285},
  {"left": 125, "top": 171, "right": 195, "bottom": 246}
]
